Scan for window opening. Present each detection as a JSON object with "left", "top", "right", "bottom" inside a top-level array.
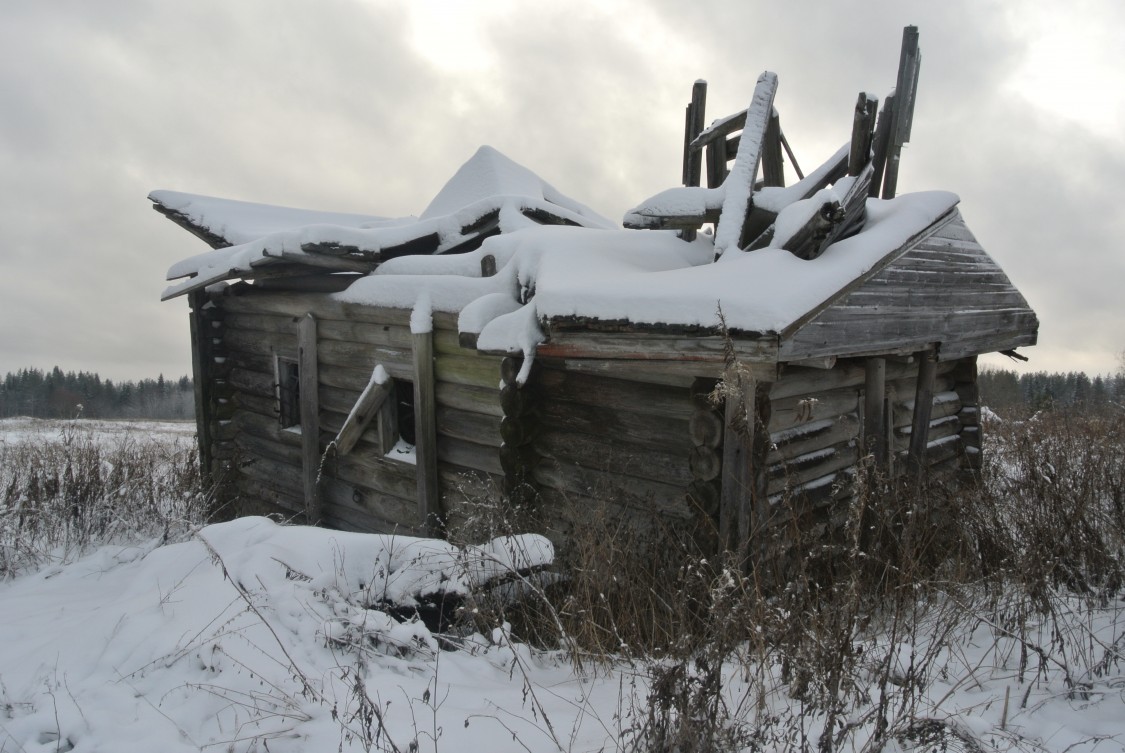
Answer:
[
  {"left": 396, "top": 379, "right": 416, "bottom": 446},
  {"left": 382, "top": 378, "right": 417, "bottom": 464},
  {"left": 277, "top": 357, "right": 300, "bottom": 429}
]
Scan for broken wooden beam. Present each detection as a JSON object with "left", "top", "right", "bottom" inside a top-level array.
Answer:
[
  {"left": 333, "top": 365, "right": 392, "bottom": 456},
  {"left": 713, "top": 71, "right": 779, "bottom": 257}
]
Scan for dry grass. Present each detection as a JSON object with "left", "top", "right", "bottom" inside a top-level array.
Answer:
[{"left": 0, "top": 420, "right": 212, "bottom": 578}]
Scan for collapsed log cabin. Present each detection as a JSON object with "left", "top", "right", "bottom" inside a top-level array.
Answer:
[{"left": 155, "top": 27, "right": 1037, "bottom": 558}]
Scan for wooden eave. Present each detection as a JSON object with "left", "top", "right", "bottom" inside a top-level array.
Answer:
[{"left": 152, "top": 203, "right": 233, "bottom": 250}]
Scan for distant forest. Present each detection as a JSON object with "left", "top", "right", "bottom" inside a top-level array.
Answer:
[
  {"left": 1, "top": 365, "right": 1123, "bottom": 424},
  {"left": 978, "top": 368, "right": 1125, "bottom": 418},
  {"left": 0, "top": 367, "right": 193, "bottom": 420}
]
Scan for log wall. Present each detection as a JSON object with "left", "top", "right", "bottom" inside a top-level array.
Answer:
[
  {"left": 203, "top": 286, "right": 504, "bottom": 535},
  {"left": 195, "top": 284, "right": 983, "bottom": 561},
  {"left": 529, "top": 359, "right": 709, "bottom": 548}
]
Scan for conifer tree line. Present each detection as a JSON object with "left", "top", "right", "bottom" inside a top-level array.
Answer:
[
  {"left": 0, "top": 367, "right": 193, "bottom": 420},
  {"left": 2, "top": 365, "right": 1123, "bottom": 423},
  {"left": 978, "top": 368, "right": 1125, "bottom": 418}
]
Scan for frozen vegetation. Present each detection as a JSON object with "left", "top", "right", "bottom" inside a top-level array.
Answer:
[{"left": 1, "top": 412, "right": 1124, "bottom": 752}]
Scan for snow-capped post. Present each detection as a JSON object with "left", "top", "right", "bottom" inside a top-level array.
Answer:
[
  {"left": 411, "top": 294, "right": 442, "bottom": 535},
  {"left": 298, "top": 313, "right": 322, "bottom": 524},
  {"left": 712, "top": 71, "right": 778, "bottom": 259}
]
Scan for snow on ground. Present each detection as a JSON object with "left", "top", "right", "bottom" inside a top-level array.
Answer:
[
  {"left": 0, "top": 518, "right": 621, "bottom": 753},
  {"left": 1, "top": 516, "right": 1123, "bottom": 752},
  {"left": 0, "top": 417, "right": 196, "bottom": 446},
  {"left": 2, "top": 420, "right": 1124, "bottom": 751}
]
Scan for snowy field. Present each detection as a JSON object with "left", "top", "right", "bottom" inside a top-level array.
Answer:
[{"left": 2, "top": 419, "right": 1124, "bottom": 752}]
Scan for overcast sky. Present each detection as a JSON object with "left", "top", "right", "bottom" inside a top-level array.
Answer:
[{"left": 2, "top": 0, "right": 1123, "bottom": 382}]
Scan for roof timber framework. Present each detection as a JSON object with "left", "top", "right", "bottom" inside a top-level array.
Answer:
[{"left": 625, "top": 25, "right": 923, "bottom": 263}]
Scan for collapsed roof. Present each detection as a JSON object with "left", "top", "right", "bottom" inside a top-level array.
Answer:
[{"left": 156, "top": 29, "right": 1036, "bottom": 377}]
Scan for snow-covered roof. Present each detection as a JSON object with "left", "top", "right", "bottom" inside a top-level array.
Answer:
[
  {"left": 156, "top": 146, "right": 614, "bottom": 301},
  {"left": 336, "top": 190, "right": 960, "bottom": 380},
  {"left": 148, "top": 191, "right": 395, "bottom": 248}
]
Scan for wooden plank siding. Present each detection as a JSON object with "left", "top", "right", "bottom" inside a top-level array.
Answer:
[
  {"left": 765, "top": 357, "right": 969, "bottom": 510},
  {"left": 779, "top": 210, "right": 1038, "bottom": 361}
]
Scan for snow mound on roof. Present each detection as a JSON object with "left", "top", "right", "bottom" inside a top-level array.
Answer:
[
  {"left": 421, "top": 145, "right": 612, "bottom": 226},
  {"left": 339, "top": 191, "right": 959, "bottom": 382}
]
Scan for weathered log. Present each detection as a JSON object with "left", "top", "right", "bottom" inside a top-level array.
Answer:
[
  {"left": 689, "top": 445, "right": 722, "bottom": 481},
  {"left": 536, "top": 368, "right": 695, "bottom": 420},
  {"left": 538, "top": 400, "right": 692, "bottom": 454},
  {"left": 687, "top": 480, "right": 721, "bottom": 518},
  {"left": 689, "top": 408, "right": 723, "bottom": 449},
  {"left": 767, "top": 441, "right": 859, "bottom": 497},
  {"left": 438, "top": 436, "right": 504, "bottom": 476},
  {"left": 435, "top": 353, "right": 502, "bottom": 389},
  {"left": 767, "top": 412, "right": 860, "bottom": 465},
  {"left": 533, "top": 462, "right": 695, "bottom": 521},
  {"left": 436, "top": 381, "right": 503, "bottom": 418},
  {"left": 500, "top": 383, "right": 536, "bottom": 417},
  {"left": 535, "top": 428, "right": 694, "bottom": 487},
  {"left": 499, "top": 414, "right": 538, "bottom": 446},
  {"left": 768, "top": 386, "right": 860, "bottom": 433}
]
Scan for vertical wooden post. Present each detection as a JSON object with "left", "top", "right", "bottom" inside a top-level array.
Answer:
[
  {"left": 413, "top": 328, "right": 441, "bottom": 535},
  {"left": 868, "top": 93, "right": 895, "bottom": 198},
  {"left": 718, "top": 367, "right": 772, "bottom": 565},
  {"left": 683, "top": 79, "right": 708, "bottom": 188},
  {"left": 881, "top": 26, "right": 921, "bottom": 200},
  {"left": 298, "top": 314, "right": 321, "bottom": 524},
  {"left": 761, "top": 110, "right": 785, "bottom": 187},
  {"left": 187, "top": 291, "right": 213, "bottom": 480},
  {"left": 953, "top": 357, "right": 983, "bottom": 473},
  {"left": 864, "top": 357, "right": 887, "bottom": 465},
  {"left": 719, "top": 370, "right": 751, "bottom": 553},
  {"left": 907, "top": 351, "right": 937, "bottom": 483},
  {"left": 848, "top": 93, "right": 878, "bottom": 177}
]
